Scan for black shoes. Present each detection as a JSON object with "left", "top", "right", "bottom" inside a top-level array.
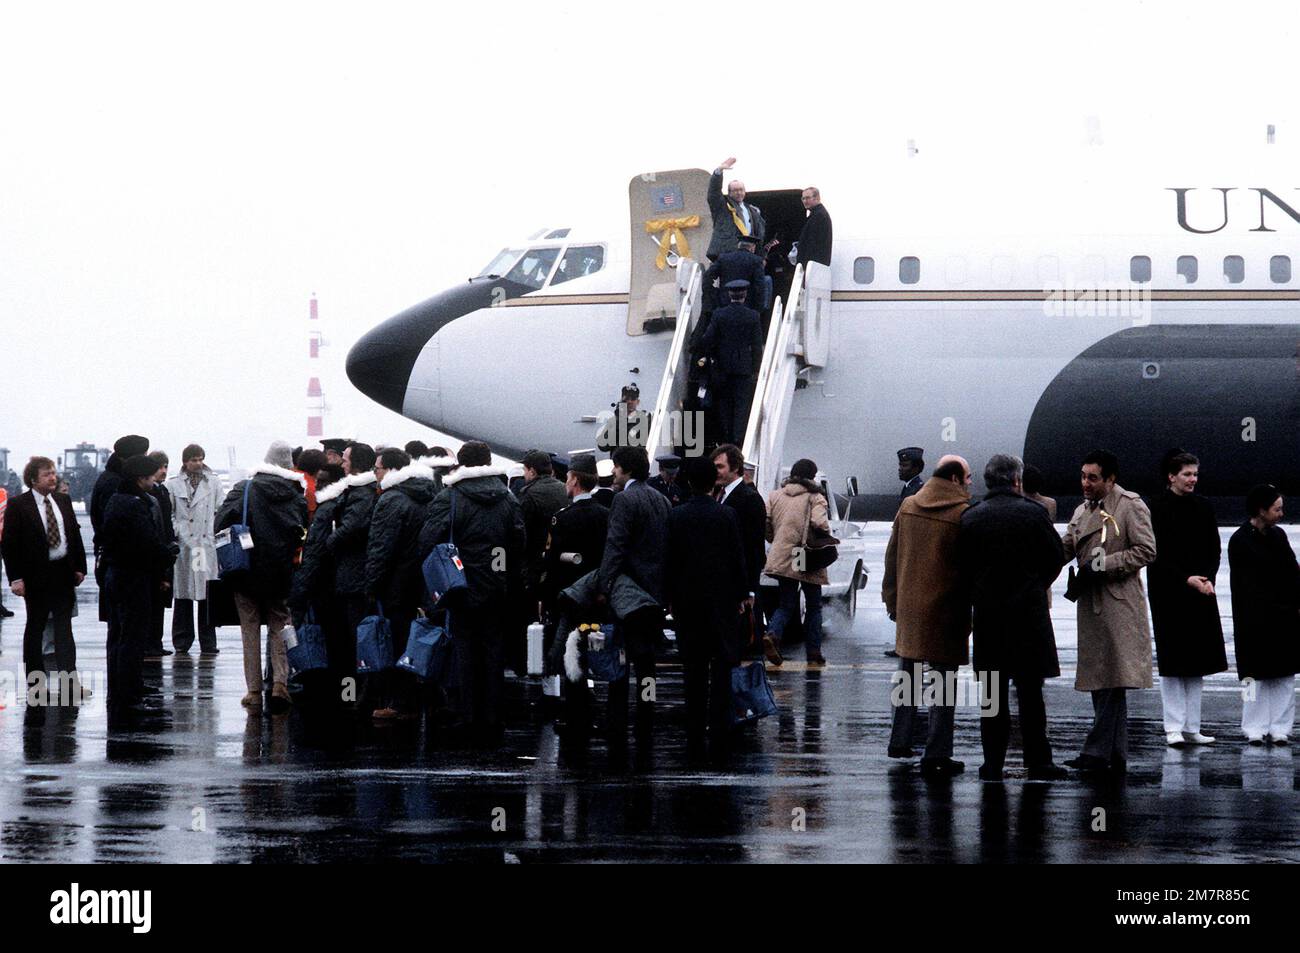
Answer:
[
  {"left": 978, "top": 764, "right": 1004, "bottom": 782},
  {"left": 1027, "top": 763, "right": 1070, "bottom": 781},
  {"left": 920, "top": 758, "right": 965, "bottom": 779},
  {"left": 887, "top": 745, "right": 917, "bottom": 759}
]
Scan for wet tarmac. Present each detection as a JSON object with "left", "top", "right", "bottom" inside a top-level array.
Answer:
[{"left": 1, "top": 517, "right": 1298, "bottom": 864}]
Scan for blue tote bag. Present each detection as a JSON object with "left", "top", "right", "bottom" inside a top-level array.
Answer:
[
  {"left": 286, "top": 608, "right": 330, "bottom": 675},
  {"left": 583, "top": 624, "right": 626, "bottom": 682},
  {"left": 731, "top": 660, "right": 778, "bottom": 724},
  {"left": 215, "top": 480, "right": 253, "bottom": 578},
  {"left": 356, "top": 602, "right": 394, "bottom": 674},
  {"left": 396, "top": 612, "right": 453, "bottom": 683},
  {"left": 422, "top": 489, "right": 467, "bottom": 609}
]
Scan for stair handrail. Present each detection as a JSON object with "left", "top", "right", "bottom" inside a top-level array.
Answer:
[
  {"left": 742, "top": 263, "right": 805, "bottom": 489},
  {"left": 644, "top": 261, "right": 702, "bottom": 456}
]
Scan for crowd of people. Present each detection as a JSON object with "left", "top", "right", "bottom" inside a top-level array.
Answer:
[
  {"left": 0, "top": 433, "right": 828, "bottom": 756},
  {"left": 0, "top": 431, "right": 1296, "bottom": 774},
  {"left": 885, "top": 447, "right": 1300, "bottom": 781}
]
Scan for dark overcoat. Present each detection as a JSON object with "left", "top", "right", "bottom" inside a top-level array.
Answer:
[
  {"left": 956, "top": 489, "right": 1063, "bottom": 680},
  {"left": 667, "top": 494, "right": 748, "bottom": 665},
  {"left": 1147, "top": 490, "right": 1227, "bottom": 677},
  {"left": 1228, "top": 522, "right": 1300, "bottom": 680}
]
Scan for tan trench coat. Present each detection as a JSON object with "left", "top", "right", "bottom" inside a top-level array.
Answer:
[
  {"left": 764, "top": 481, "right": 832, "bottom": 586},
  {"left": 881, "top": 476, "right": 972, "bottom": 666},
  {"left": 1061, "top": 484, "right": 1156, "bottom": 691}
]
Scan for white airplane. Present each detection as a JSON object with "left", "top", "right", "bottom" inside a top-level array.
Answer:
[{"left": 347, "top": 162, "right": 1300, "bottom": 537}]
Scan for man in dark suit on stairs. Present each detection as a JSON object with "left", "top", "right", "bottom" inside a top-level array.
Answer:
[{"left": 700, "top": 280, "right": 765, "bottom": 446}]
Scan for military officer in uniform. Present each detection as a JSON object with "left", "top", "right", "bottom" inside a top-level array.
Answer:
[
  {"left": 699, "top": 280, "right": 764, "bottom": 446},
  {"left": 647, "top": 454, "right": 686, "bottom": 507},
  {"left": 596, "top": 384, "right": 649, "bottom": 455},
  {"left": 885, "top": 447, "right": 927, "bottom": 658},
  {"left": 704, "top": 235, "right": 768, "bottom": 310},
  {"left": 898, "top": 447, "right": 925, "bottom": 500}
]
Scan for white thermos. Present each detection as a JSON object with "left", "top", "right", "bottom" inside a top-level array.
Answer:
[{"left": 526, "top": 622, "right": 545, "bottom": 676}]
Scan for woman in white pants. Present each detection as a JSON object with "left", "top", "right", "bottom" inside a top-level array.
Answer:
[
  {"left": 1148, "top": 451, "right": 1228, "bottom": 746},
  {"left": 1229, "top": 485, "right": 1300, "bottom": 744}
]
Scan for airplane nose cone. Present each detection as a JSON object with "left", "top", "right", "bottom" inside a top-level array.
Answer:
[
  {"left": 346, "top": 310, "right": 430, "bottom": 415},
  {"left": 346, "top": 278, "right": 507, "bottom": 415}
]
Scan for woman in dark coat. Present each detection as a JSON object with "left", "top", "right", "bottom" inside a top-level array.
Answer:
[
  {"left": 1147, "top": 451, "right": 1227, "bottom": 746},
  {"left": 1229, "top": 484, "right": 1300, "bottom": 744},
  {"left": 101, "top": 454, "right": 175, "bottom": 714}
]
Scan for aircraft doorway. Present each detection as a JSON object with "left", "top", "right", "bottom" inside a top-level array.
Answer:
[{"left": 746, "top": 188, "right": 806, "bottom": 310}]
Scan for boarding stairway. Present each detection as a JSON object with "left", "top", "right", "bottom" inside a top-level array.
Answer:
[
  {"left": 742, "top": 261, "right": 831, "bottom": 495},
  {"left": 644, "top": 260, "right": 705, "bottom": 458},
  {"left": 644, "top": 258, "right": 832, "bottom": 496}
]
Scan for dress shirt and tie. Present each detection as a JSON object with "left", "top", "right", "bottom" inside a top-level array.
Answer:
[{"left": 34, "top": 489, "right": 68, "bottom": 561}]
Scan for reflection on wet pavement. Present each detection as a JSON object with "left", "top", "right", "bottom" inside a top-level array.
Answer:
[{"left": 0, "top": 520, "right": 1295, "bottom": 863}]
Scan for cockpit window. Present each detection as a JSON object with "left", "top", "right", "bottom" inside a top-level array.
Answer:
[
  {"left": 504, "top": 247, "right": 561, "bottom": 289},
  {"left": 478, "top": 248, "right": 522, "bottom": 278},
  {"left": 550, "top": 245, "right": 605, "bottom": 286}
]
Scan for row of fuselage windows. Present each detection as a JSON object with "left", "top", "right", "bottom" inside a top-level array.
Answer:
[{"left": 852, "top": 255, "right": 1295, "bottom": 285}]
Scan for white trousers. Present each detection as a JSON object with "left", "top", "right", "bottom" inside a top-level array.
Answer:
[
  {"left": 1241, "top": 676, "right": 1296, "bottom": 741},
  {"left": 1160, "top": 675, "right": 1203, "bottom": 734}
]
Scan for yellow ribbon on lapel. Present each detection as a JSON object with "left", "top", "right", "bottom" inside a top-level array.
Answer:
[
  {"left": 644, "top": 215, "right": 700, "bottom": 269},
  {"left": 727, "top": 202, "right": 750, "bottom": 237},
  {"left": 1099, "top": 509, "right": 1122, "bottom": 544}
]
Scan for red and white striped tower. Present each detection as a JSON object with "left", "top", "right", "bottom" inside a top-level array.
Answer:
[{"left": 306, "top": 294, "right": 326, "bottom": 441}]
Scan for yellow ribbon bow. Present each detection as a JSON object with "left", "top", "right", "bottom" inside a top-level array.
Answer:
[
  {"left": 644, "top": 215, "right": 700, "bottom": 269},
  {"left": 1099, "top": 509, "right": 1122, "bottom": 544}
]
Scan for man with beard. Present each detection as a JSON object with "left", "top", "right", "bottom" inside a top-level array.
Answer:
[{"left": 1061, "top": 449, "right": 1156, "bottom": 775}]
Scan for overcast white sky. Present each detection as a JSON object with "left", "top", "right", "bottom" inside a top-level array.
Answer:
[{"left": 1, "top": 0, "right": 1296, "bottom": 473}]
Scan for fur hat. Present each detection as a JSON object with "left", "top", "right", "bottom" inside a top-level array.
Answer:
[
  {"left": 264, "top": 440, "right": 294, "bottom": 470},
  {"left": 114, "top": 434, "right": 150, "bottom": 457},
  {"left": 122, "top": 454, "right": 158, "bottom": 480}
]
